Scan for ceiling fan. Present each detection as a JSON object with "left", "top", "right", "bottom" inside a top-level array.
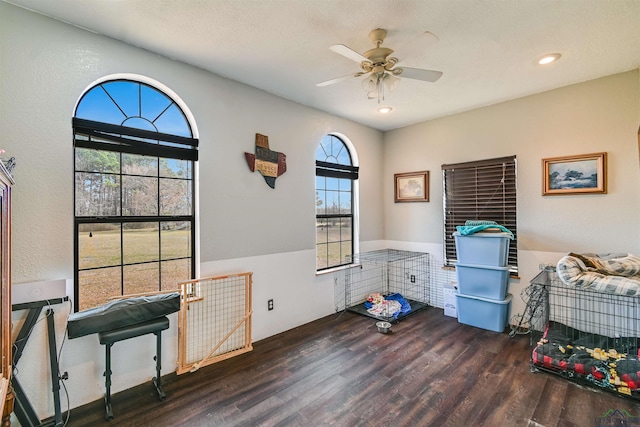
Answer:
[{"left": 316, "top": 28, "right": 443, "bottom": 103}]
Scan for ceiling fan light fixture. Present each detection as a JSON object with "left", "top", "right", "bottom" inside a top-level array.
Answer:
[
  {"left": 384, "top": 73, "right": 401, "bottom": 92},
  {"left": 538, "top": 53, "right": 561, "bottom": 65},
  {"left": 362, "top": 74, "right": 378, "bottom": 92},
  {"left": 377, "top": 106, "right": 393, "bottom": 114}
]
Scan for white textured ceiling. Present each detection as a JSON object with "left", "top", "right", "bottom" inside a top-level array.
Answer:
[{"left": 6, "top": 0, "right": 640, "bottom": 131}]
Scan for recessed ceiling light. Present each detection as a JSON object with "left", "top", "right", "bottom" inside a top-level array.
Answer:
[
  {"left": 538, "top": 53, "right": 561, "bottom": 65},
  {"left": 378, "top": 106, "right": 393, "bottom": 114}
]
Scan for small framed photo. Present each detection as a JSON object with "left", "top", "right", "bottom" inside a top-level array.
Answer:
[
  {"left": 394, "top": 171, "right": 429, "bottom": 202},
  {"left": 542, "top": 152, "right": 607, "bottom": 195}
]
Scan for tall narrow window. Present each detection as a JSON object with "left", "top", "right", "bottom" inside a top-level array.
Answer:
[
  {"left": 442, "top": 156, "right": 518, "bottom": 274},
  {"left": 73, "top": 79, "right": 198, "bottom": 311},
  {"left": 315, "top": 135, "right": 358, "bottom": 271}
]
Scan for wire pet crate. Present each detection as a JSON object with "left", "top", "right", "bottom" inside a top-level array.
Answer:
[
  {"left": 529, "top": 268, "right": 640, "bottom": 399},
  {"left": 334, "top": 249, "right": 430, "bottom": 323}
]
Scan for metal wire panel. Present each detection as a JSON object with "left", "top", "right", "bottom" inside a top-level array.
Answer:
[
  {"left": 177, "top": 272, "right": 252, "bottom": 374},
  {"left": 531, "top": 270, "right": 640, "bottom": 344}
]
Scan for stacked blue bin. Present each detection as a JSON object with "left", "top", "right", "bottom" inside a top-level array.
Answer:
[{"left": 453, "top": 232, "right": 511, "bottom": 332}]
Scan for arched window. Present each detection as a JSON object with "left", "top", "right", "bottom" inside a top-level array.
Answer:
[
  {"left": 73, "top": 79, "right": 198, "bottom": 311},
  {"left": 315, "top": 135, "right": 359, "bottom": 271}
]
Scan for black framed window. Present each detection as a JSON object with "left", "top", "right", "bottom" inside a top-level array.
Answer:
[
  {"left": 442, "top": 155, "right": 518, "bottom": 274},
  {"left": 73, "top": 79, "right": 197, "bottom": 311},
  {"left": 315, "top": 135, "right": 358, "bottom": 271}
]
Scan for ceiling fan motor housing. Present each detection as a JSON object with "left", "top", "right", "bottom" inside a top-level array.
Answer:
[
  {"left": 363, "top": 29, "right": 399, "bottom": 72},
  {"left": 363, "top": 47, "right": 394, "bottom": 65}
]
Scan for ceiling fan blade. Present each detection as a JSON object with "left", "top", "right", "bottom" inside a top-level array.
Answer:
[
  {"left": 316, "top": 72, "right": 364, "bottom": 87},
  {"left": 393, "top": 31, "right": 439, "bottom": 62},
  {"left": 330, "top": 44, "right": 370, "bottom": 64},
  {"left": 397, "top": 67, "right": 443, "bottom": 83}
]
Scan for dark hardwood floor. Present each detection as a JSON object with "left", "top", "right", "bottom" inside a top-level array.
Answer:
[{"left": 66, "top": 308, "right": 640, "bottom": 426}]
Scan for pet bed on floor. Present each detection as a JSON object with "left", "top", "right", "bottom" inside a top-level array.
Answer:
[{"left": 531, "top": 321, "right": 640, "bottom": 396}]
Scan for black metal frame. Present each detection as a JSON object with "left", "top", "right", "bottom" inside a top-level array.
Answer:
[{"left": 12, "top": 298, "right": 69, "bottom": 427}]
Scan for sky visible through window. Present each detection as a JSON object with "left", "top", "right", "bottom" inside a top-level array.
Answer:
[{"left": 76, "top": 80, "right": 192, "bottom": 137}]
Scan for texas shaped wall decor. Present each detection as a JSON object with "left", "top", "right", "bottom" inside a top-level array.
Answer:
[{"left": 244, "top": 133, "right": 287, "bottom": 189}]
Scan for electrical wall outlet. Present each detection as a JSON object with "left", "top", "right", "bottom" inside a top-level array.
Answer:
[
  {"left": 268, "top": 299, "right": 274, "bottom": 311},
  {"left": 410, "top": 275, "right": 416, "bottom": 283}
]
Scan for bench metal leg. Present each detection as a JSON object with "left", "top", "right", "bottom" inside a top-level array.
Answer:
[
  {"left": 98, "top": 317, "right": 169, "bottom": 419},
  {"left": 152, "top": 330, "right": 166, "bottom": 400},
  {"left": 103, "top": 343, "right": 114, "bottom": 421},
  {"left": 46, "top": 309, "right": 64, "bottom": 426}
]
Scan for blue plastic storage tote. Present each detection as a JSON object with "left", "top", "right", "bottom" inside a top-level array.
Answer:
[
  {"left": 455, "top": 263, "right": 510, "bottom": 300},
  {"left": 455, "top": 293, "right": 511, "bottom": 333},
  {"left": 453, "top": 232, "right": 510, "bottom": 266}
]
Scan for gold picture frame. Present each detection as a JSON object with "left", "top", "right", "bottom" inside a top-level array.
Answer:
[
  {"left": 542, "top": 152, "right": 607, "bottom": 195},
  {"left": 394, "top": 171, "right": 429, "bottom": 202}
]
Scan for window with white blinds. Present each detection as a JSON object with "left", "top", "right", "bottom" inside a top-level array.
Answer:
[{"left": 442, "top": 156, "right": 518, "bottom": 274}]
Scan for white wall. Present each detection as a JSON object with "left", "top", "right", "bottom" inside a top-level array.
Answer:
[
  {"left": 0, "top": 3, "right": 385, "bottom": 419},
  {"left": 383, "top": 69, "right": 640, "bottom": 324}
]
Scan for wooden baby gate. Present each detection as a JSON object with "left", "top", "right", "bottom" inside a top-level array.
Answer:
[{"left": 177, "top": 272, "right": 253, "bottom": 374}]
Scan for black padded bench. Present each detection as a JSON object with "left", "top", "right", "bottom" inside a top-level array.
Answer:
[
  {"left": 67, "top": 293, "right": 180, "bottom": 421},
  {"left": 98, "top": 316, "right": 170, "bottom": 420}
]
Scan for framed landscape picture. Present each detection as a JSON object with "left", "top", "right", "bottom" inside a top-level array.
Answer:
[
  {"left": 394, "top": 171, "right": 429, "bottom": 202},
  {"left": 542, "top": 152, "right": 607, "bottom": 195}
]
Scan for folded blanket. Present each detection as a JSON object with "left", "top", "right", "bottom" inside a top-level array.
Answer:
[
  {"left": 386, "top": 293, "right": 412, "bottom": 318},
  {"left": 367, "top": 300, "right": 402, "bottom": 317},
  {"left": 567, "top": 252, "right": 640, "bottom": 277},
  {"left": 364, "top": 293, "right": 412, "bottom": 319},
  {"left": 456, "top": 220, "right": 514, "bottom": 239},
  {"left": 557, "top": 253, "right": 640, "bottom": 296}
]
